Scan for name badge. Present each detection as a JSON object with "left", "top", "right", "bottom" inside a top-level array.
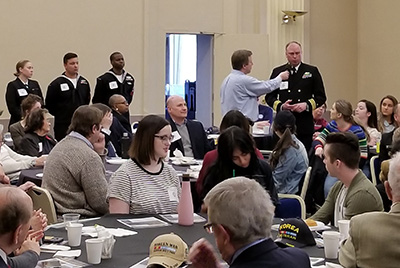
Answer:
[
  {"left": 38, "top": 142, "right": 43, "bottom": 153},
  {"left": 109, "top": 81, "right": 118, "bottom": 89},
  {"left": 280, "top": 81, "right": 289, "bottom": 90},
  {"left": 60, "top": 83, "right": 69, "bottom": 91},
  {"left": 168, "top": 187, "right": 178, "bottom": 202},
  {"left": 17, "top": 88, "right": 28, "bottom": 96}
]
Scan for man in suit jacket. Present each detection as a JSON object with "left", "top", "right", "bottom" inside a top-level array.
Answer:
[
  {"left": 188, "top": 177, "right": 311, "bottom": 268},
  {"left": 339, "top": 152, "right": 400, "bottom": 268},
  {"left": 266, "top": 41, "right": 326, "bottom": 152},
  {"left": 167, "top": 95, "right": 212, "bottom": 159},
  {"left": 0, "top": 187, "right": 40, "bottom": 268},
  {"left": 45, "top": 53, "right": 91, "bottom": 141}
]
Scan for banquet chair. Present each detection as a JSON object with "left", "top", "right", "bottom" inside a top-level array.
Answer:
[
  {"left": 275, "top": 194, "right": 306, "bottom": 220},
  {"left": 27, "top": 186, "right": 57, "bottom": 224},
  {"left": 369, "top": 155, "right": 380, "bottom": 186},
  {"left": 300, "top": 166, "right": 312, "bottom": 200},
  {"left": 259, "top": 150, "right": 272, "bottom": 160}
]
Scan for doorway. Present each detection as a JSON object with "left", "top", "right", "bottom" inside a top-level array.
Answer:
[{"left": 165, "top": 33, "right": 213, "bottom": 128}]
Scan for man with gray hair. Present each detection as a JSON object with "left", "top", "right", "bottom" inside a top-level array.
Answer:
[
  {"left": 339, "top": 152, "right": 400, "bottom": 267},
  {"left": 0, "top": 187, "right": 41, "bottom": 268},
  {"left": 188, "top": 177, "right": 310, "bottom": 268}
]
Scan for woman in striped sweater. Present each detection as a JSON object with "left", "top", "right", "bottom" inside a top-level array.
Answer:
[
  {"left": 107, "top": 115, "right": 180, "bottom": 214},
  {"left": 313, "top": 99, "right": 367, "bottom": 197}
]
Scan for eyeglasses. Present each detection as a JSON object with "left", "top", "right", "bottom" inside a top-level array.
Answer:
[
  {"left": 203, "top": 222, "right": 214, "bottom": 234},
  {"left": 154, "top": 134, "right": 174, "bottom": 143}
]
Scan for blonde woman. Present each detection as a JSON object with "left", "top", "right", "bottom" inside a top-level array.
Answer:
[{"left": 5, "top": 60, "right": 43, "bottom": 128}]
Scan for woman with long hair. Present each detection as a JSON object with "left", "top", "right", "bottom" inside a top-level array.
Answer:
[
  {"left": 9, "top": 94, "right": 42, "bottom": 152},
  {"left": 18, "top": 108, "right": 56, "bottom": 156},
  {"left": 270, "top": 111, "right": 308, "bottom": 194},
  {"left": 201, "top": 126, "right": 278, "bottom": 205},
  {"left": 108, "top": 115, "right": 180, "bottom": 214},
  {"left": 196, "top": 110, "right": 263, "bottom": 196},
  {"left": 354, "top": 99, "right": 381, "bottom": 146},
  {"left": 6, "top": 60, "right": 43, "bottom": 128},
  {"left": 314, "top": 99, "right": 367, "bottom": 196},
  {"left": 377, "top": 95, "right": 398, "bottom": 133}
]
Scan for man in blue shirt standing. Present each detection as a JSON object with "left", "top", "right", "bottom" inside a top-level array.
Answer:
[{"left": 220, "top": 49, "right": 289, "bottom": 122}]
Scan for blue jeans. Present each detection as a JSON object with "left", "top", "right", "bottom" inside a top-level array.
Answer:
[{"left": 324, "top": 175, "right": 339, "bottom": 198}]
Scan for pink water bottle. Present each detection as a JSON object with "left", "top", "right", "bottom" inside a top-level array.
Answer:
[{"left": 178, "top": 174, "right": 194, "bottom": 226}]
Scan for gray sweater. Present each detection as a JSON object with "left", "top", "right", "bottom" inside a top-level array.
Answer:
[{"left": 42, "top": 135, "right": 109, "bottom": 217}]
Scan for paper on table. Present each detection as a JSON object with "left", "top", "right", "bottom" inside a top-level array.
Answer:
[
  {"left": 129, "top": 257, "right": 229, "bottom": 268},
  {"left": 159, "top": 213, "right": 206, "bottom": 224},
  {"left": 312, "top": 262, "right": 344, "bottom": 268},
  {"left": 82, "top": 226, "right": 137, "bottom": 237},
  {"left": 53, "top": 249, "right": 81, "bottom": 258},
  {"left": 46, "top": 217, "right": 101, "bottom": 230},
  {"left": 310, "top": 257, "right": 324, "bottom": 266},
  {"left": 117, "top": 217, "right": 170, "bottom": 229},
  {"left": 41, "top": 244, "right": 71, "bottom": 251}
]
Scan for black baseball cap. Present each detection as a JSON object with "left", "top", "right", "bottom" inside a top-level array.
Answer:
[{"left": 275, "top": 218, "right": 316, "bottom": 248}]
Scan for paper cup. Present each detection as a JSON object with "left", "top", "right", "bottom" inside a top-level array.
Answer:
[
  {"left": 66, "top": 223, "right": 83, "bottom": 246},
  {"left": 338, "top": 220, "right": 350, "bottom": 240},
  {"left": 86, "top": 238, "right": 104, "bottom": 264},
  {"left": 323, "top": 231, "right": 341, "bottom": 259}
]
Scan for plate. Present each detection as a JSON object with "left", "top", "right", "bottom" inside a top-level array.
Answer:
[
  {"left": 171, "top": 157, "right": 197, "bottom": 166},
  {"left": 309, "top": 221, "right": 331, "bottom": 231},
  {"left": 106, "top": 158, "right": 129, "bottom": 165},
  {"left": 36, "top": 173, "right": 43, "bottom": 178}
]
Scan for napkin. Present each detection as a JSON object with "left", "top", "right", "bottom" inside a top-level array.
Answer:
[
  {"left": 41, "top": 244, "right": 71, "bottom": 251},
  {"left": 173, "top": 149, "right": 183, "bottom": 158},
  {"left": 96, "top": 226, "right": 116, "bottom": 259},
  {"left": 82, "top": 226, "right": 137, "bottom": 237},
  {"left": 53, "top": 249, "right": 81, "bottom": 258}
]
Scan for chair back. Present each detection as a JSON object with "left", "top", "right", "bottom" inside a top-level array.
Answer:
[
  {"left": 300, "top": 166, "right": 312, "bottom": 200},
  {"left": 259, "top": 150, "right": 272, "bottom": 160},
  {"left": 275, "top": 194, "right": 306, "bottom": 219},
  {"left": 27, "top": 186, "right": 57, "bottom": 224},
  {"left": 370, "top": 155, "right": 380, "bottom": 185}
]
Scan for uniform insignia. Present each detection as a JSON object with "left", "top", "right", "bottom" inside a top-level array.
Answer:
[{"left": 302, "top": 72, "right": 312, "bottom": 79}]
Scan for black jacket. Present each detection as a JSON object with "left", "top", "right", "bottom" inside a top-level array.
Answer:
[
  {"left": 230, "top": 239, "right": 311, "bottom": 268},
  {"left": 45, "top": 74, "right": 90, "bottom": 140},
  {"left": 18, "top": 132, "right": 57, "bottom": 157},
  {"left": 267, "top": 63, "right": 326, "bottom": 136},
  {"left": 168, "top": 118, "right": 212, "bottom": 160},
  {"left": 202, "top": 158, "right": 279, "bottom": 206},
  {"left": 6, "top": 78, "right": 43, "bottom": 127},
  {"left": 92, "top": 69, "right": 135, "bottom": 105}
]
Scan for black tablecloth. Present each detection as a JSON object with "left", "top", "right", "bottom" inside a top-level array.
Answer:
[
  {"left": 42, "top": 215, "right": 329, "bottom": 268},
  {"left": 17, "top": 163, "right": 121, "bottom": 186}
]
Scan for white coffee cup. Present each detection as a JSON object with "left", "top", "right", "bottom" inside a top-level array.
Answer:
[
  {"left": 338, "top": 219, "right": 350, "bottom": 241},
  {"left": 66, "top": 223, "right": 83, "bottom": 247},
  {"left": 86, "top": 238, "right": 104, "bottom": 264},
  {"left": 323, "top": 231, "right": 341, "bottom": 259}
]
